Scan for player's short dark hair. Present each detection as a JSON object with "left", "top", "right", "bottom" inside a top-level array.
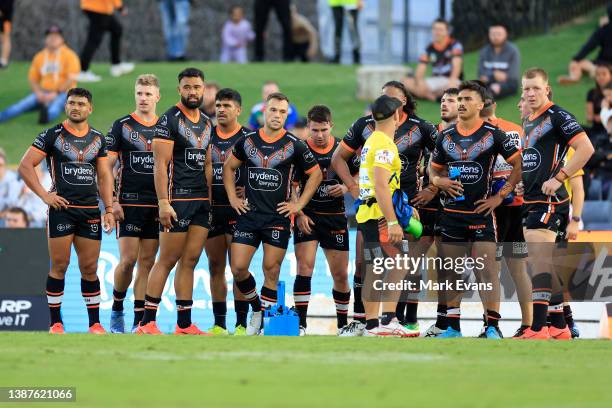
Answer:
[
  {"left": 266, "top": 92, "right": 289, "bottom": 103},
  {"left": 7, "top": 207, "right": 29, "bottom": 227},
  {"left": 215, "top": 88, "right": 242, "bottom": 106},
  {"left": 432, "top": 18, "right": 449, "bottom": 29},
  {"left": 229, "top": 5, "right": 242, "bottom": 14},
  {"left": 178, "top": 67, "right": 205, "bottom": 83},
  {"left": 523, "top": 67, "right": 549, "bottom": 83},
  {"left": 307, "top": 105, "right": 332, "bottom": 123},
  {"left": 443, "top": 87, "right": 459, "bottom": 96},
  {"left": 382, "top": 80, "right": 417, "bottom": 116},
  {"left": 458, "top": 80, "right": 486, "bottom": 102},
  {"left": 67, "top": 87, "right": 93, "bottom": 103},
  {"left": 488, "top": 23, "right": 508, "bottom": 32}
]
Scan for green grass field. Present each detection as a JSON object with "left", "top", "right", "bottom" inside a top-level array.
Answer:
[
  {"left": 0, "top": 8, "right": 605, "bottom": 164},
  {"left": 0, "top": 333, "right": 611, "bottom": 407}
]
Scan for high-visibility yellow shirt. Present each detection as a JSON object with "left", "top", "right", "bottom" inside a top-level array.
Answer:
[
  {"left": 356, "top": 130, "right": 401, "bottom": 223},
  {"left": 564, "top": 147, "right": 584, "bottom": 200}
]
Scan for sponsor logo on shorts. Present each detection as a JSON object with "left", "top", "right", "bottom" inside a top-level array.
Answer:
[
  {"left": 56, "top": 223, "right": 74, "bottom": 232},
  {"left": 522, "top": 147, "right": 541, "bottom": 173},
  {"left": 91, "top": 223, "right": 99, "bottom": 233},
  {"left": 336, "top": 234, "right": 344, "bottom": 244},
  {"left": 125, "top": 224, "right": 142, "bottom": 233},
  {"left": 178, "top": 219, "right": 191, "bottom": 228},
  {"left": 271, "top": 230, "right": 280, "bottom": 240},
  {"left": 61, "top": 162, "right": 95, "bottom": 185},
  {"left": 234, "top": 230, "right": 255, "bottom": 239},
  {"left": 248, "top": 168, "right": 282, "bottom": 191}
]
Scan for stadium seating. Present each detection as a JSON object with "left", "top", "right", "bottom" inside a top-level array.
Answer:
[
  {"left": 587, "top": 178, "right": 603, "bottom": 200},
  {"left": 582, "top": 200, "right": 612, "bottom": 230}
]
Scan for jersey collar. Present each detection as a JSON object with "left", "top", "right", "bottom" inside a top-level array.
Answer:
[
  {"left": 528, "top": 101, "right": 554, "bottom": 122},
  {"left": 176, "top": 102, "right": 200, "bottom": 123},
  {"left": 62, "top": 120, "right": 89, "bottom": 137}
]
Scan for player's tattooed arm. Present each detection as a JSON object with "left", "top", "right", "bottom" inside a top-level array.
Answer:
[
  {"left": 18, "top": 147, "right": 70, "bottom": 210},
  {"left": 331, "top": 144, "right": 359, "bottom": 199},
  {"left": 429, "top": 162, "right": 463, "bottom": 198},
  {"left": 475, "top": 153, "right": 521, "bottom": 216},
  {"left": 279, "top": 166, "right": 322, "bottom": 217}
]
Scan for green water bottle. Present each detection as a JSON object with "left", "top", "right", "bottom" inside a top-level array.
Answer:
[{"left": 404, "top": 217, "right": 423, "bottom": 239}]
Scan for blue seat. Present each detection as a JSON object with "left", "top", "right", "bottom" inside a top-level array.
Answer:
[
  {"left": 587, "top": 178, "right": 603, "bottom": 200},
  {"left": 582, "top": 201, "right": 612, "bottom": 230}
]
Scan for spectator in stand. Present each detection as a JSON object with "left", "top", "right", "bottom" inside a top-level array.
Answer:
[
  {"left": 220, "top": 5, "right": 255, "bottom": 64},
  {"left": 403, "top": 19, "right": 463, "bottom": 101},
  {"left": 202, "top": 81, "right": 220, "bottom": 124},
  {"left": 0, "top": 148, "right": 20, "bottom": 219},
  {"left": 158, "top": 0, "right": 191, "bottom": 61},
  {"left": 254, "top": 0, "right": 293, "bottom": 62},
  {"left": 4, "top": 207, "right": 29, "bottom": 228},
  {"left": 329, "top": 0, "right": 362, "bottom": 64},
  {"left": 248, "top": 80, "right": 299, "bottom": 129},
  {"left": 291, "top": 4, "right": 318, "bottom": 62},
  {"left": 600, "top": 81, "right": 612, "bottom": 131},
  {"left": 16, "top": 165, "right": 52, "bottom": 227},
  {"left": 478, "top": 24, "right": 520, "bottom": 100},
  {"left": 0, "top": 25, "right": 80, "bottom": 124},
  {"left": 0, "top": 0, "right": 14, "bottom": 68},
  {"left": 558, "top": 4, "right": 612, "bottom": 85},
  {"left": 292, "top": 117, "right": 308, "bottom": 140},
  {"left": 77, "top": 0, "right": 134, "bottom": 83},
  {"left": 586, "top": 63, "right": 612, "bottom": 136}
]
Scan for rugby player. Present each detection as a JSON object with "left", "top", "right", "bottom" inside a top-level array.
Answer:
[
  {"left": 292, "top": 105, "right": 351, "bottom": 335},
  {"left": 430, "top": 81, "right": 522, "bottom": 339},
  {"left": 19, "top": 87, "right": 115, "bottom": 334},
  {"left": 205, "top": 88, "right": 251, "bottom": 336},
  {"left": 137, "top": 68, "right": 214, "bottom": 335},
  {"left": 422, "top": 87, "right": 458, "bottom": 337},
  {"left": 518, "top": 68, "right": 594, "bottom": 340},
  {"left": 224, "top": 92, "right": 322, "bottom": 335},
  {"left": 479, "top": 89, "right": 533, "bottom": 338},
  {"left": 355, "top": 94, "right": 415, "bottom": 337},
  {"left": 331, "top": 81, "right": 438, "bottom": 336},
  {"left": 106, "top": 74, "right": 161, "bottom": 333}
]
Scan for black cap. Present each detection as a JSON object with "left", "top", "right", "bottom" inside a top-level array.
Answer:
[
  {"left": 371, "top": 95, "right": 402, "bottom": 121},
  {"left": 45, "top": 25, "right": 63, "bottom": 36}
]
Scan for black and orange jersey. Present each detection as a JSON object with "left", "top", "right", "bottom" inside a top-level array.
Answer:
[
  {"left": 153, "top": 103, "right": 213, "bottom": 201},
  {"left": 231, "top": 129, "right": 320, "bottom": 216},
  {"left": 489, "top": 117, "right": 524, "bottom": 207},
  {"left": 522, "top": 102, "right": 587, "bottom": 207},
  {"left": 106, "top": 113, "right": 157, "bottom": 206},
  {"left": 419, "top": 37, "right": 464, "bottom": 78},
  {"left": 294, "top": 136, "right": 345, "bottom": 215},
  {"left": 210, "top": 124, "right": 250, "bottom": 206},
  {"left": 340, "top": 113, "right": 438, "bottom": 199},
  {"left": 30, "top": 120, "right": 107, "bottom": 207},
  {"left": 421, "top": 122, "right": 450, "bottom": 211},
  {"left": 431, "top": 120, "right": 520, "bottom": 213}
]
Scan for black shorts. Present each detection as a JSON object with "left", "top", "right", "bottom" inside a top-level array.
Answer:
[
  {"left": 293, "top": 211, "right": 349, "bottom": 251},
  {"left": 522, "top": 203, "right": 569, "bottom": 235},
  {"left": 117, "top": 206, "right": 159, "bottom": 239},
  {"left": 232, "top": 211, "right": 291, "bottom": 249},
  {"left": 419, "top": 207, "right": 441, "bottom": 237},
  {"left": 47, "top": 207, "right": 101, "bottom": 240},
  {"left": 494, "top": 205, "right": 528, "bottom": 260},
  {"left": 162, "top": 199, "right": 211, "bottom": 233},
  {"left": 438, "top": 210, "right": 496, "bottom": 243},
  {"left": 0, "top": 0, "right": 14, "bottom": 33},
  {"left": 209, "top": 206, "right": 238, "bottom": 239},
  {"left": 555, "top": 212, "right": 570, "bottom": 244}
]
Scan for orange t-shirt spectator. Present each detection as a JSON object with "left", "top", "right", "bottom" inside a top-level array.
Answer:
[{"left": 0, "top": 25, "right": 80, "bottom": 125}]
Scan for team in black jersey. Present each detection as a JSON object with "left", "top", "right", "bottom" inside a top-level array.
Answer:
[
  {"left": 204, "top": 88, "right": 251, "bottom": 336},
  {"left": 19, "top": 88, "right": 115, "bottom": 334},
  {"left": 224, "top": 92, "right": 322, "bottom": 335},
  {"left": 291, "top": 105, "right": 351, "bottom": 335},
  {"left": 138, "top": 68, "right": 214, "bottom": 336},
  {"left": 106, "top": 75, "right": 161, "bottom": 334}
]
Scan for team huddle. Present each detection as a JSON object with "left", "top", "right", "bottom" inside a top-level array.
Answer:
[{"left": 18, "top": 66, "right": 594, "bottom": 339}]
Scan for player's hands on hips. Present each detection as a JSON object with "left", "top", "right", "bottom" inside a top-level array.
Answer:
[
  {"left": 158, "top": 199, "right": 178, "bottom": 229},
  {"left": 541, "top": 178, "right": 562, "bottom": 196},
  {"left": 515, "top": 181, "right": 525, "bottom": 196},
  {"left": 44, "top": 192, "right": 70, "bottom": 210},
  {"left": 474, "top": 195, "right": 504, "bottom": 216},
  {"left": 229, "top": 196, "right": 249, "bottom": 215},
  {"left": 412, "top": 187, "right": 436, "bottom": 207},
  {"left": 277, "top": 201, "right": 302, "bottom": 218},
  {"left": 297, "top": 214, "right": 315, "bottom": 235},
  {"left": 102, "top": 212, "right": 115, "bottom": 234},
  {"left": 435, "top": 177, "right": 463, "bottom": 198},
  {"left": 236, "top": 186, "right": 246, "bottom": 199},
  {"left": 328, "top": 184, "right": 348, "bottom": 198},
  {"left": 567, "top": 219, "right": 580, "bottom": 241},
  {"left": 388, "top": 223, "right": 404, "bottom": 244},
  {"left": 112, "top": 201, "right": 124, "bottom": 222}
]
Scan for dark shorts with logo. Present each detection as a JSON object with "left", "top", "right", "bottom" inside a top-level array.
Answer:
[
  {"left": 293, "top": 211, "right": 349, "bottom": 251},
  {"left": 522, "top": 202, "right": 569, "bottom": 235},
  {"left": 117, "top": 206, "right": 159, "bottom": 239},
  {"left": 439, "top": 210, "right": 496, "bottom": 243},
  {"left": 232, "top": 211, "right": 291, "bottom": 249},
  {"left": 209, "top": 205, "right": 238, "bottom": 238},
  {"left": 494, "top": 205, "right": 528, "bottom": 260},
  {"left": 419, "top": 207, "right": 441, "bottom": 237},
  {"left": 48, "top": 207, "right": 101, "bottom": 240},
  {"left": 162, "top": 199, "right": 211, "bottom": 233}
]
